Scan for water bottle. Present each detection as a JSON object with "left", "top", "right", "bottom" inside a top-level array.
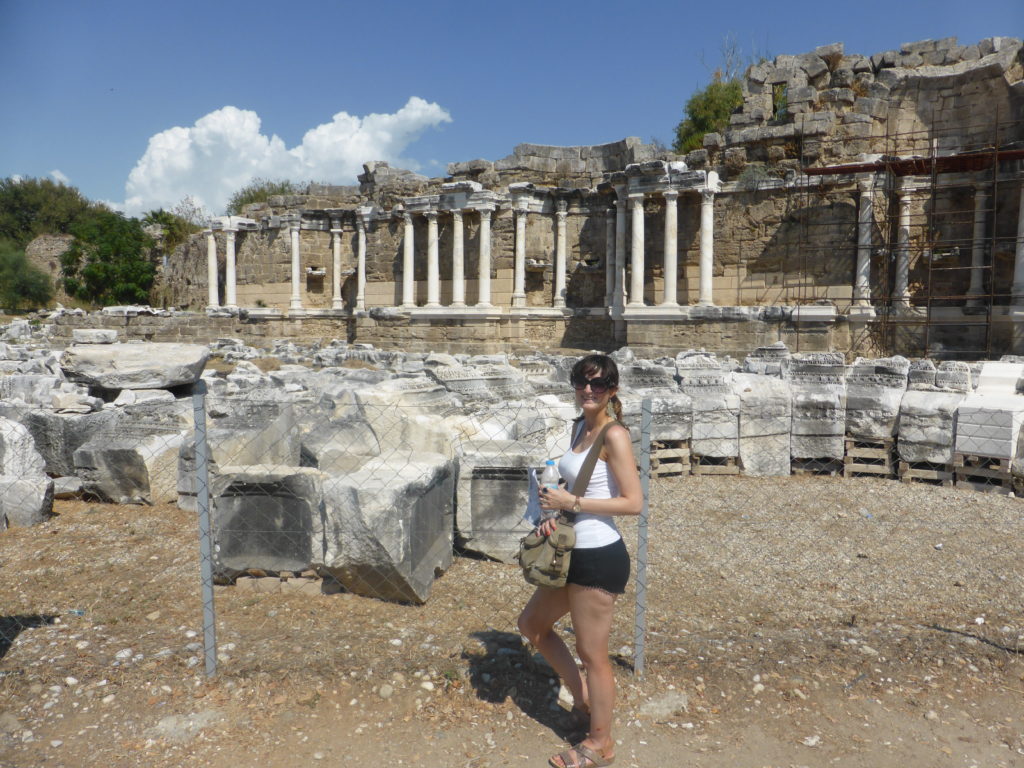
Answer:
[{"left": 541, "top": 459, "right": 560, "bottom": 491}]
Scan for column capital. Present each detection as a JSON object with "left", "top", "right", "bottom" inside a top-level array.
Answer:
[
  {"left": 856, "top": 174, "right": 875, "bottom": 193},
  {"left": 701, "top": 187, "right": 716, "bottom": 203},
  {"left": 424, "top": 209, "right": 439, "bottom": 221},
  {"left": 203, "top": 228, "right": 214, "bottom": 237},
  {"left": 451, "top": 208, "right": 464, "bottom": 221},
  {"left": 330, "top": 227, "right": 343, "bottom": 235},
  {"left": 475, "top": 203, "right": 496, "bottom": 214},
  {"left": 662, "top": 188, "right": 680, "bottom": 201},
  {"left": 354, "top": 217, "right": 365, "bottom": 232}
]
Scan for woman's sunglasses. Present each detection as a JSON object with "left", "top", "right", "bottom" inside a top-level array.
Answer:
[{"left": 570, "top": 375, "right": 613, "bottom": 394}]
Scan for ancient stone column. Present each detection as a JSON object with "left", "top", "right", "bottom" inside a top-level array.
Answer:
[
  {"left": 661, "top": 189, "right": 679, "bottom": 306},
  {"left": 554, "top": 201, "right": 568, "bottom": 308},
  {"left": 605, "top": 208, "right": 615, "bottom": 309},
  {"left": 330, "top": 221, "right": 344, "bottom": 310},
  {"left": 628, "top": 193, "right": 645, "bottom": 307},
  {"left": 401, "top": 212, "right": 415, "bottom": 308},
  {"left": 894, "top": 181, "right": 912, "bottom": 306},
  {"left": 223, "top": 227, "right": 238, "bottom": 310},
  {"left": 355, "top": 212, "right": 368, "bottom": 312},
  {"left": 204, "top": 229, "right": 219, "bottom": 308},
  {"left": 425, "top": 210, "right": 440, "bottom": 307},
  {"left": 854, "top": 176, "right": 874, "bottom": 306},
  {"left": 451, "top": 209, "right": 466, "bottom": 307},
  {"left": 477, "top": 207, "right": 493, "bottom": 307},
  {"left": 613, "top": 187, "right": 627, "bottom": 312},
  {"left": 1014, "top": 185, "right": 1024, "bottom": 305},
  {"left": 967, "top": 184, "right": 989, "bottom": 306},
  {"left": 513, "top": 207, "right": 527, "bottom": 308},
  {"left": 289, "top": 224, "right": 303, "bottom": 313},
  {"left": 699, "top": 189, "right": 716, "bottom": 306}
]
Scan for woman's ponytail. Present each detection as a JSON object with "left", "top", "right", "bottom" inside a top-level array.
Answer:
[{"left": 609, "top": 394, "right": 624, "bottom": 425}]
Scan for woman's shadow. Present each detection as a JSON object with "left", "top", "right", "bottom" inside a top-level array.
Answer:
[{"left": 462, "top": 629, "right": 582, "bottom": 740}]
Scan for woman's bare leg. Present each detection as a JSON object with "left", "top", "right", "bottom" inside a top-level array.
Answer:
[
  {"left": 561, "top": 584, "right": 616, "bottom": 761},
  {"left": 517, "top": 586, "right": 588, "bottom": 709}
]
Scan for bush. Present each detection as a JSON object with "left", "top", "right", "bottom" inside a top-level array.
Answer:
[
  {"left": 142, "top": 208, "right": 200, "bottom": 253},
  {"left": 226, "top": 178, "right": 302, "bottom": 215},
  {"left": 0, "top": 240, "right": 54, "bottom": 310},
  {"left": 0, "top": 177, "right": 92, "bottom": 248},
  {"left": 61, "top": 209, "right": 155, "bottom": 305},
  {"left": 673, "top": 75, "right": 744, "bottom": 154}
]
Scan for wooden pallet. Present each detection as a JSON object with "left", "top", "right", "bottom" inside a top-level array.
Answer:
[
  {"left": 843, "top": 437, "right": 895, "bottom": 479},
  {"left": 953, "top": 454, "right": 1013, "bottom": 494},
  {"left": 691, "top": 455, "right": 740, "bottom": 476},
  {"left": 791, "top": 458, "right": 843, "bottom": 476},
  {"left": 898, "top": 460, "right": 954, "bottom": 486},
  {"left": 650, "top": 440, "right": 691, "bottom": 477}
]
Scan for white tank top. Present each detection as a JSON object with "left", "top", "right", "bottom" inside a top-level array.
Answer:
[{"left": 557, "top": 424, "right": 622, "bottom": 549}]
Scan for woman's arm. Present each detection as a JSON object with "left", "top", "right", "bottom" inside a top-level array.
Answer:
[{"left": 538, "top": 424, "right": 642, "bottom": 519}]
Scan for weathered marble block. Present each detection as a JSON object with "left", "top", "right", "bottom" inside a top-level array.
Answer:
[
  {"left": 896, "top": 389, "right": 965, "bottom": 463},
  {"left": 954, "top": 361, "right": 1024, "bottom": 458},
  {"left": 0, "top": 374, "right": 62, "bottom": 406},
  {"left": 320, "top": 453, "right": 456, "bottom": 604},
  {"left": 691, "top": 395, "right": 739, "bottom": 457},
  {"left": 19, "top": 409, "right": 119, "bottom": 477},
  {"left": 61, "top": 342, "right": 209, "bottom": 389},
  {"left": 0, "top": 475, "right": 54, "bottom": 528},
  {"left": 0, "top": 416, "right": 46, "bottom": 476},
  {"left": 789, "top": 352, "right": 847, "bottom": 459},
  {"left": 620, "top": 392, "right": 693, "bottom": 442},
  {"left": 743, "top": 342, "right": 791, "bottom": 378},
  {"left": 71, "top": 329, "right": 118, "bottom": 344},
  {"left": 734, "top": 373, "right": 792, "bottom": 475},
  {"left": 75, "top": 401, "right": 191, "bottom": 504},
  {"left": 211, "top": 466, "right": 325, "bottom": 577},
  {"left": 845, "top": 356, "right": 909, "bottom": 440},
  {"left": 455, "top": 439, "right": 545, "bottom": 563},
  {"left": 427, "top": 364, "right": 531, "bottom": 404}
]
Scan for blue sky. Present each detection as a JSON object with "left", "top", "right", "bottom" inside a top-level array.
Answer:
[{"left": 0, "top": 0, "right": 1019, "bottom": 216}]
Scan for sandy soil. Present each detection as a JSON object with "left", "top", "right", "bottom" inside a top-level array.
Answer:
[{"left": 1, "top": 475, "right": 1022, "bottom": 767}]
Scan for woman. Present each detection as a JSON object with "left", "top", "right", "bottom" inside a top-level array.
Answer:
[{"left": 517, "top": 354, "right": 642, "bottom": 768}]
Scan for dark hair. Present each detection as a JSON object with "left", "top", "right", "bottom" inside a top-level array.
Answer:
[{"left": 570, "top": 354, "right": 624, "bottom": 423}]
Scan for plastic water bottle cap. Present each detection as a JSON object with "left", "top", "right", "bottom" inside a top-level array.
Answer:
[{"left": 545, "top": 459, "right": 555, "bottom": 465}]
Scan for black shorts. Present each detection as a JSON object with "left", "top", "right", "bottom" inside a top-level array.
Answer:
[{"left": 567, "top": 538, "right": 630, "bottom": 595}]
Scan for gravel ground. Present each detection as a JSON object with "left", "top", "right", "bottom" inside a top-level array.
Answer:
[{"left": 0, "top": 475, "right": 1022, "bottom": 767}]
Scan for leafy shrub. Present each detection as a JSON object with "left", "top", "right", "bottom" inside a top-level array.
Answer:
[
  {"left": 61, "top": 209, "right": 155, "bottom": 305},
  {"left": 0, "top": 177, "right": 91, "bottom": 247},
  {"left": 226, "top": 178, "right": 302, "bottom": 215},
  {"left": 0, "top": 239, "right": 54, "bottom": 310},
  {"left": 673, "top": 75, "right": 744, "bottom": 153},
  {"left": 142, "top": 208, "right": 200, "bottom": 253}
]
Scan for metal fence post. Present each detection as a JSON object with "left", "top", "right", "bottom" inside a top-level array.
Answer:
[
  {"left": 634, "top": 397, "right": 652, "bottom": 677},
  {"left": 191, "top": 379, "right": 218, "bottom": 677}
]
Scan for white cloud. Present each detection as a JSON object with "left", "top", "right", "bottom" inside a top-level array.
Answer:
[
  {"left": 49, "top": 169, "right": 70, "bottom": 185},
  {"left": 119, "top": 97, "right": 452, "bottom": 217}
]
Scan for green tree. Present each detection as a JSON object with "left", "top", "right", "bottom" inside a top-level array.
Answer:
[
  {"left": 142, "top": 208, "right": 200, "bottom": 253},
  {"left": 226, "top": 178, "right": 301, "bottom": 215},
  {"left": 61, "top": 209, "right": 155, "bottom": 305},
  {"left": 0, "top": 240, "right": 54, "bottom": 310},
  {"left": 672, "top": 73, "right": 744, "bottom": 153},
  {"left": 0, "top": 177, "right": 91, "bottom": 247}
]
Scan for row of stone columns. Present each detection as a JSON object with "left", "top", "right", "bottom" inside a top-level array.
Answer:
[
  {"left": 858, "top": 175, "right": 1024, "bottom": 308},
  {"left": 401, "top": 207, "right": 495, "bottom": 309},
  {"left": 610, "top": 185, "right": 717, "bottom": 311}
]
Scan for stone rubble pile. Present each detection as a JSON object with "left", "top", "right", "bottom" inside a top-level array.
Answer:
[{"left": 4, "top": 322, "right": 1024, "bottom": 602}]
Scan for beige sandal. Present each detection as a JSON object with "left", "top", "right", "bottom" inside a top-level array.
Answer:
[{"left": 548, "top": 743, "right": 615, "bottom": 768}]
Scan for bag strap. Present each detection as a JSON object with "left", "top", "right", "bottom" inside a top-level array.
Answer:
[{"left": 568, "top": 420, "right": 620, "bottom": 501}]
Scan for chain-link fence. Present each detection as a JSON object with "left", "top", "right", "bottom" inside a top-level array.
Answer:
[{"left": 1, "top": 353, "right": 1022, "bottom": 714}]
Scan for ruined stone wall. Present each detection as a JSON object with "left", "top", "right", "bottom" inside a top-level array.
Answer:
[
  {"left": 152, "top": 36, "right": 1021, "bottom": 361},
  {"left": 692, "top": 36, "right": 1022, "bottom": 178}
]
